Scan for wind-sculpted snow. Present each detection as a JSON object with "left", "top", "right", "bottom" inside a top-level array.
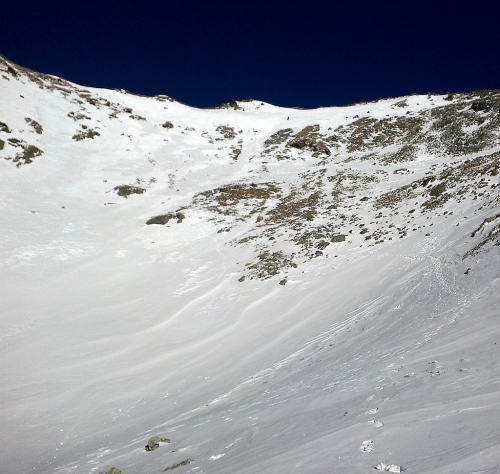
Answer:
[{"left": 1, "top": 54, "right": 500, "bottom": 473}]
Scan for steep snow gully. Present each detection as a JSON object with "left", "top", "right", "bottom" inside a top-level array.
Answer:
[{"left": 1, "top": 55, "right": 500, "bottom": 473}]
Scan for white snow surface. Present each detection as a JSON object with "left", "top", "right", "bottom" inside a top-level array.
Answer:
[{"left": 1, "top": 58, "right": 500, "bottom": 474}]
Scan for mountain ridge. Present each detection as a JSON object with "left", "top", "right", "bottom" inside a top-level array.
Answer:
[{"left": 1, "top": 54, "right": 500, "bottom": 474}]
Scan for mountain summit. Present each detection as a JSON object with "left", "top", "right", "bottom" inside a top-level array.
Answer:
[{"left": 1, "top": 54, "right": 500, "bottom": 474}]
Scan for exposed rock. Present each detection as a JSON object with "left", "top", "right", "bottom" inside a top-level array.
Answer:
[
  {"left": 113, "top": 185, "right": 145, "bottom": 197},
  {"left": 25, "top": 117, "right": 43, "bottom": 134},
  {"left": 231, "top": 148, "right": 242, "bottom": 160},
  {"left": 163, "top": 459, "right": 193, "bottom": 471},
  {"left": 105, "top": 468, "right": 121, "bottom": 474},
  {"left": 145, "top": 436, "right": 170, "bottom": 452},
  {"left": 216, "top": 99, "right": 241, "bottom": 110},
  {"left": 331, "top": 234, "right": 345, "bottom": 242},
  {"left": 4, "top": 139, "right": 43, "bottom": 167},
  {"left": 194, "top": 182, "right": 280, "bottom": 216},
  {"left": 146, "top": 212, "right": 185, "bottom": 225},
  {"left": 264, "top": 128, "right": 294, "bottom": 147},
  {"left": 216, "top": 125, "right": 236, "bottom": 140},
  {"left": 72, "top": 127, "right": 100, "bottom": 141},
  {"left": 286, "top": 125, "right": 331, "bottom": 157}
]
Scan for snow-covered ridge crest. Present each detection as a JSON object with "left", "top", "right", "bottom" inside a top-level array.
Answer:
[
  {"left": 1, "top": 54, "right": 499, "bottom": 278},
  {"left": 1, "top": 54, "right": 500, "bottom": 474}
]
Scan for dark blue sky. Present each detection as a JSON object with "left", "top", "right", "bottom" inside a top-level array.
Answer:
[{"left": 2, "top": 1, "right": 499, "bottom": 108}]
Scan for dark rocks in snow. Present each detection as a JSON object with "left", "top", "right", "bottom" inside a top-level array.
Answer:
[
  {"left": 471, "top": 99, "right": 493, "bottom": 112},
  {"left": 113, "top": 185, "right": 146, "bottom": 198},
  {"left": 144, "top": 436, "right": 170, "bottom": 452},
  {"left": 286, "top": 125, "right": 331, "bottom": 157},
  {"left": 331, "top": 234, "right": 346, "bottom": 242},
  {"left": 163, "top": 459, "right": 193, "bottom": 471},
  {"left": 5, "top": 142, "right": 44, "bottom": 167},
  {"left": 25, "top": 117, "right": 43, "bottom": 134},
  {"left": 146, "top": 212, "right": 185, "bottom": 225},
  {"left": 0, "top": 121, "right": 12, "bottom": 133},
  {"left": 216, "top": 125, "right": 236, "bottom": 140},
  {"left": 316, "top": 240, "right": 330, "bottom": 250},
  {"left": 104, "top": 468, "right": 121, "bottom": 474}
]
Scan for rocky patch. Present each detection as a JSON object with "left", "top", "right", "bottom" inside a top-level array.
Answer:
[{"left": 144, "top": 436, "right": 170, "bottom": 452}]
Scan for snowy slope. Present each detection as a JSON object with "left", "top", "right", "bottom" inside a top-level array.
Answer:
[{"left": 1, "top": 54, "right": 500, "bottom": 474}]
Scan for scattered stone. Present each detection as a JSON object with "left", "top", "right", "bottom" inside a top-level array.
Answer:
[
  {"left": 146, "top": 212, "right": 185, "bottom": 225},
  {"left": 231, "top": 148, "right": 242, "bottom": 160},
  {"left": 286, "top": 125, "right": 331, "bottom": 157},
  {"left": 72, "top": 127, "right": 100, "bottom": 141},
  {"left": 246, "top": 250, "right": 291, "bottom": 280},
  {"left": 8, "top": 143, "right": 43, "bottom": 167},
  {"left": 316, "top": 240, "right": 330, "bottom": 250},
  {"left": 163, "top": 459, "right": 193, "bottom": 471},
  {"left": 113, "top": 185, "right": 145, "bottom": 197},
  {"left": 105, "top": 468, "right": 121, "bottom": 474},
  {"left": 430, "top": 183, "right": 446, "bottom": 196},
  {"left": 145, "top": 436, "right": 170, "bottom": 452},
  {"left": 331, "top": 234, "right": 345, "bottom": 242},
  {"left": 25, "top": 117, "right": 43, "bottom": 134},
  {"left": 216, "top": 125, "right": 236, "bottom": 140}
]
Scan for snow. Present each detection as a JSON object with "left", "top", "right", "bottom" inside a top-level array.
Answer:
[{"left": 1, "top": 58, "right": 500, "bottom": 473}]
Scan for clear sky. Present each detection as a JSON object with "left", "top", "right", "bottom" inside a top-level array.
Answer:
[{"left": 2, "top": 0, "right": 499, "bottom": 108}]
